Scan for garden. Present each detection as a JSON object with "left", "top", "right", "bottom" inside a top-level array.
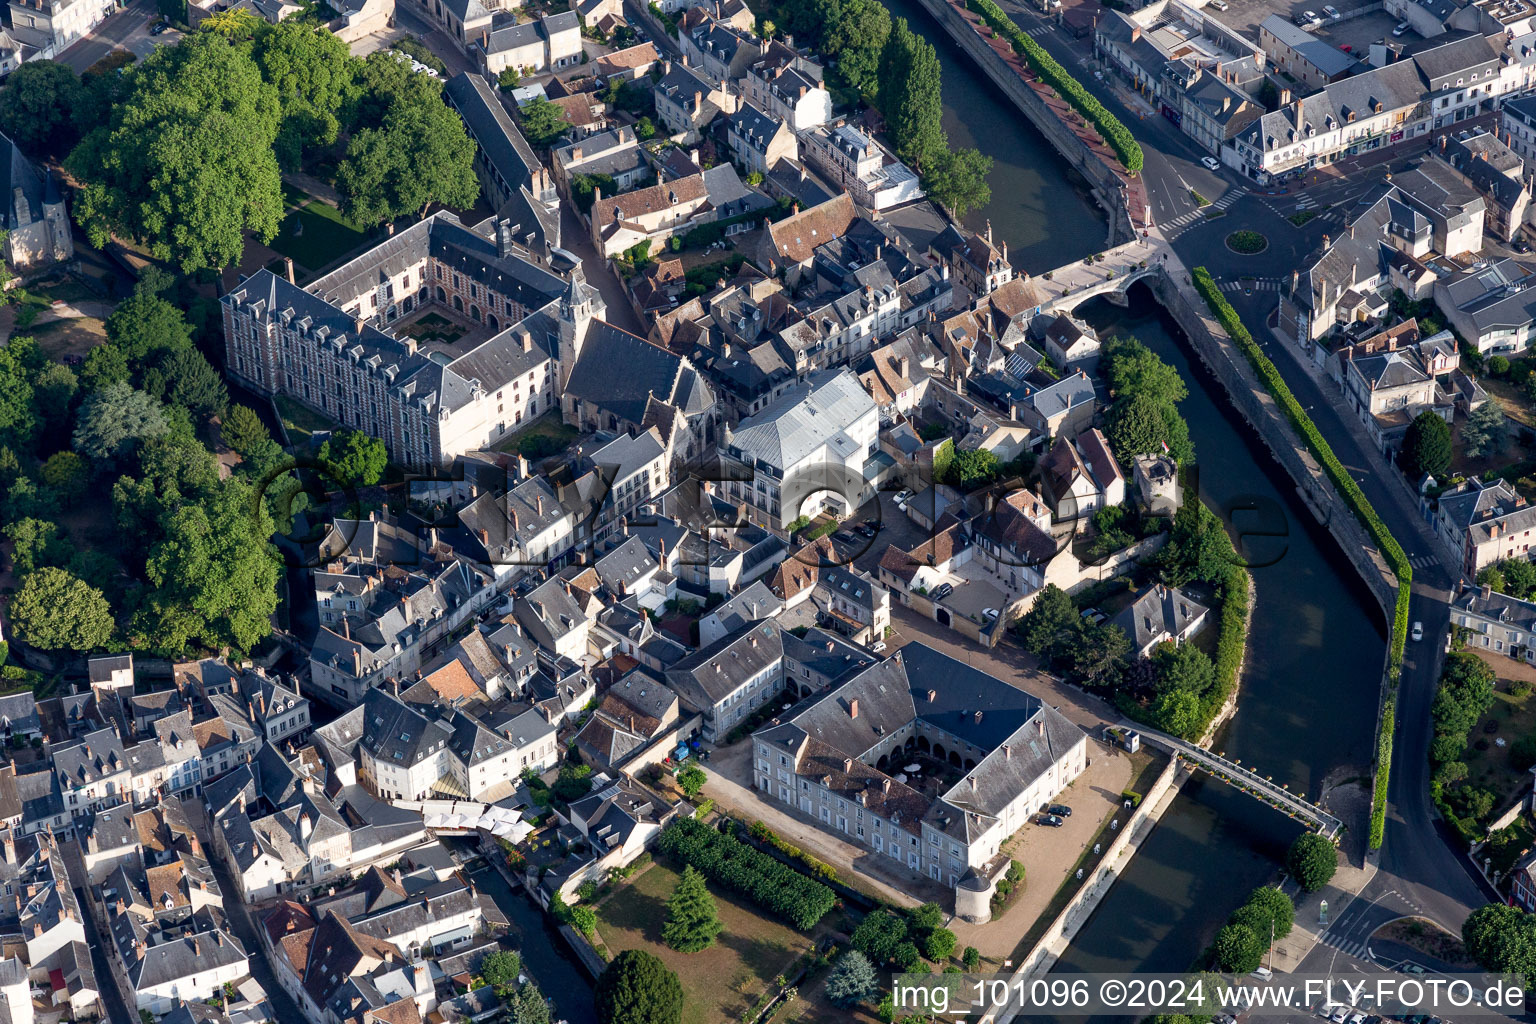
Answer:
[
  {"left": 1427, "top": 649, "right": 1536, "bottom": 841},
  {"left": 268, "top": 184, "right": 373, "bottom": 274},
  {"left": 1224, "top": 230, "right": 1268, "bottom": 255}
]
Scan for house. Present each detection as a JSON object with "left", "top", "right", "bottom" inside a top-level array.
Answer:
[
  {"left": 595, "top": 41, "right": 659, "bottom": 80},
  {"left": 1389, "top": 159, "right": 1487, "bottom": 255},
  {"left": 1433, "top": 128, "right": 1530, "bottom": 242},
  {"left": 553, "top": 126, "right": 651, "bottom": 194},
  {"left": 1334, "top": 328, "right": 1459, "bottom": 454},
  {"left": 1449, "top": 582, "right": 1536, "bottom": 662},
  {"left": 1112, "top": 584, "right": 1211, "bottom": 658},
  {"left": 750, "top": 193, "right": 858, "bottom": 287},
  {"left": 928, "top": 223, "right": 1013, "bottom": 303},
  {"left": 1436, "top": 478, "right": 1536, "bottom": 574},
  {"left": 654, "top": 61, "right": 737, "bottom": 141},
  {"left": 1259, "top": 15, "right": 1357, "bottom": 89},
  {"left": 1133, "top": 453, "right": 1182, "bottom": 516},
  {"left": 1040, "top": 313, "right": 1101, "bottom": 371},
  {"left": 720, "top": 368, "right": 881, "bottom": 533},
  {"left": 480, "top": 12, "right": 583, "bottom": 76},
  {"left": 1435, "top": 255, "right": 1536, "bottom": 354},
  {"left": 814, "top": 566, "right": 890, "bottom": 645},
  {"left": 562, "top": 321, "right": 719, "bottom": 459},
  {"left": 1278, "top": 188, "right": 1400, "bottom": 347},
  {"left": 6, "top": 0, "right": 113, "bottom": 52},
  {"left": 666, "top": 623, "right": 785, "bottom": 740},
  {"left": 751, "top": 642, "right": 1087, "bottom": 916},
  {"left": 1016, "top": 371, "right": 1097, "bottom": 439},
  {"left": 726, "top": 104, "right": 799, "bottom": 176},
  {"left": 679, "top": 17, "right": 762, "bottom": 85},
  {"left": 591, "top": 173, "right": 713, "bottom": 257},
  {"left": 800, "top": 121, "right": 923, "bottom": 211},
  {"left": 574, "top": 674, "right": 683, "bottom": 768},
  {"left": 1039, "top": 429, "right": 1125, "bottom": 520},
  {"left": 1, "top": 135, "right": 72, "bottom": 274},
  {"left": 742, "top": 43, "right": 833, "bottom": 131}
]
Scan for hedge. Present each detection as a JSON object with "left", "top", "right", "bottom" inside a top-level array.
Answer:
[
  {"left": 1193, "top": 267, "right": 1408, "bottom": 851},
  {"left": 656, "top": 817, "right": 836, "bottom": 930},
  {"left": 964, "top": 0, "right": 1143, "bottom": 174},
  {"left": 1371, "top": 695, "right": 1394, "bottom": 849}
]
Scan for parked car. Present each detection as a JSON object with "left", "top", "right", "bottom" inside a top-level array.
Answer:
[
  {"left": 1322, "top": 4, "right": 1340, "bottom": 17},
  {"left": 150, "top": 18, "right": 170, "bottom": 33},
  {"left": 1034, "top": 813, "right": 1064, "bottom": 827},
  {"left": 872, "top": 640, "right": 888, "bottom": 653},
  {"left": 1201, "top": 155, "right": 1221, "bottom": 171},
  {"left": 1296, "top": 9, "right": 1319, "bottom": 23},
  {"left": 1348, "top": 1012, "right": 1367, "bottom": 1024},
  {"left": 1329, "top": 1008, "right": 1350, "bottom": 1023},
  {"left": 1339, "top": 43, "right": 1352, "bottom": 51},
  {"left": 1048, "top": 804, "right": 1072, "bottom": 816},
  {"left": 1412, "top": 621, "right": 1424, "bottom": 642},
  {"left": 1392, "top": 20, "right": 1410, "bottom": 33},
  {"left": 855, "top": 525, "right": 876, "bottom": 538},
  {"left": 1515, "top": 237, "right": 1532, "bottom": 253},
  {"left": 834, "top": 530, "right": 857, "bottom": 545},
  {"left": 863, "top": 518, "right": 884, "bottom": 531},
  {"left": 982, "top": 607, "right": 1000, "bottom": 620},
  {"left": 1209, "top": 0, "right": 1228, "bottom": 10},
  {"left": 932, "top": 583, "right": 954, "bottom": 600}
]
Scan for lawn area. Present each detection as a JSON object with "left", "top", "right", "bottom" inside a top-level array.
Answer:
[
  {"left": 274, "top": 394, "right": 340, "bottom": 446},
  {"left": 23, "top": 314, "right": 108, "bottom": 362},
  {"left": 269, "top": 184, "right": 372, "bottom": 273},
  {"left": 593, "top": 862, "right": 815, "bottom": 1024},
  {"left": 491, "top": 409, "right": 581, "bottom": 459},
  {"left": 1454, "top": 661, "right": 1536, "bottom": 816}
]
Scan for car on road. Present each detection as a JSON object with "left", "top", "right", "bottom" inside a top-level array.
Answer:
[
  {"left": 1412, "top": 621, "right": 1424, "bottom": 641},
  {"left": 1392, "top": 19, "right": 1410, "bottom": 33},
  {"left": 932, "top": 582, "right": 954, "bottom": 600},
  {"left": 1322, "top": 4, "right": 1340, "bottom": 16},
  {"left": 1034, "top": 813, "right": 1064, "bottom": 827},
  {"left": 150, "top": 18, "right": 170, "bottom": 32},
  {"left": 1048, "top": 804, "right": 1072, "bottom": 816},
  {"left": 1200, "top": 155, "right": 1221, "bottom": 172},
  {"left": 1515, "top": 237, "right": 1532, "bottom": 253}
]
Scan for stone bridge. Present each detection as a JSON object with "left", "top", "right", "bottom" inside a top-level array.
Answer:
[
  {"left": 1130, "top": 725, "right": 1344, "bottom": 839},
  {"left": 1033, "top": 236, "right": 1169, "bottom": 317}
]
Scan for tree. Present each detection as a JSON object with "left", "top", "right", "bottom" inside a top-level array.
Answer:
[
  {"left": 851, "top": 909, "right": 909, "bottom": 965},
  {"left": 104, "top": 284, "right": 195, "bottom": 370},
  {"left": 8, "top": 567, "right": 114, "bottom": 650},
  {"left": 1431, "top": 652, "right": 1497, "bottom": 754},
  {"left": 221, "top": 404, "right": 270, "bottom": 457},
  {"left": 1065, "top": 621, "right": 1129, "bottom": 688},
  {"left": 878, "top": 20, "right": 945, "bottom": 169},
  {"left": 39, "top": 452, "right": 88, "bottom": 502},
  {"left": 1463, "top": 903, "right": 1536, "bottom": 978},
  {"left": 924, "top": 926, "right": 957, "bottom": 962},
  {"left": 1016, "top": 584, "right": 1079, "bottom": 663},
  {"left": 822, "top": 0, "right": 889, "bottom": 99},
  {"left": 1150, "top": 686, "right": 1202, "bottom": 739},
  {"left": 1159, "top": 502, "right": 1234, "bottom": 587},
  {"left": 675, "top": 764, "right": 707, "bottom": 798},
  {"left": 336, "top": 92, "right": 478, "bottom": 227},
  {"left": 570, "top": 172, "right": 618, "bottom": 214},
  {"left": 944, "top": 447, "right": 1000, "bottom": 488},
  {"left": 570, "top": 905, "right": 597, "bottom": 937},
  {"left": 252, "top": 21, "right": 355, "bottom": 167},
  {"left": 67, "top": 33, "right": 284, "bottom": 271},
  {"left": 1463, "top": 400, "right": 1508, "bottom": 461},
  {"left": 511, "top": 983, "right": 551, "bottom": 1024},
  {"left": 0, "top": 61, "right": 85, "bottom": 157},
  {"left": 1102, "top": 335, "right": 1188, "bottom": 406},
  {"left": 594, "top": 950, "right": 684, "bottom": 1024},
  {"left": 147, "top": 347, "right": 227, "bottom": 422},
  {"left": 1232, "top": 887, "right": 1293, "bottom": 942},
  {"left": 481, "top": 950, "right": 522, "bottom": 995},
  {"left": 319, "top": 429, "right": 388, "bottom": 487},
  {"left": 80, "top": 343, "right": 131, "bottom": 392},
  {"left": 1285, "top": 833, "right": 1337, "bottom": 892},
  {"left": 824, "top": 950, "right": 879, "bottom": 1007},
  {"left": 4, "top": 518, "right": 66, "bottom": 576},
  {"left": 923, "top": 148, "right": 991, "bottom": 217},
  {"left": 498, "top": 67, "right": 521, "bottom": 91},
  {"left": 1476, "top": 563, "right": 1507, "bottom": 595},
  {"left": 1106, "top": 392, "right": 1194, "bottom": 464},
  {"left": 32, "top": 362, "right": 79, "bottom": 435},
  {"left": 518, "top": 96, "right": 571, "bottom": 147},
  {"left": 1211, "top": 922, "right": 1264, "bottom": 973},
  {"left": 73, "top": 382, "right": 170, "bottom": 462},
  {"left": 1500, "top": 558, "right": 1536, "bottom": 601},
  {"left": 662, "top": 865, "right": 722, "bottom": 952},
  {"left": 0, "top": 338, "right": 42, "bottom": 449},
  {"left": 1152, "top": 641, "right": 1214, "bottom": 697},
  {"left": 1399, "top": 410, "right": 1453, "bottom": 479}
]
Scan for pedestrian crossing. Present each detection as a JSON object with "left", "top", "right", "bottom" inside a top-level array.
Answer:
[
  {"left": 1216, "top": 278, "right": 1282, "bottom": 293},
  {"left": 1409, "top": 553, "right": 1439, "bottom": 570},
  {"left": 1161, "top": 189, "right": 1243, "bottom": 235},
  {"left": 1316, "top": 930, "right": 1373, "bottom": 960},
  {"left": 1022, "top": 23, "right": 1053, "bottom": 36}
]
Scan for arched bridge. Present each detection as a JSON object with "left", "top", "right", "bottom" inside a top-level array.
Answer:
[
  {"left": 1128, "top": 724, "right": 1343, "bottom": 840},
  {"left": 1031, "top": 236, "right": 1170, "bottom": 316}
]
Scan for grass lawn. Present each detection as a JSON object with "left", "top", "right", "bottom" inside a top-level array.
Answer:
[
  {"left": 593, "top": 862, "right": 815, "bottom": 1024},
  {"left": 274, "top": 394, "right": 340, "bottom": 446},
  {"left": 270, "top": 184, "right": 372, "bottom": 272},
  {"left": 491, "top": 409, "right": 581, "bottom": 459},
  {"left": 1454, "top": 667, "right": 1536, "bottom": 815},
  {"left": 24, "top": 315, "right": 108, "bottom": 362}
]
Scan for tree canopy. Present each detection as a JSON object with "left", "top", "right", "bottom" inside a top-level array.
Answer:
[
  {"left": 878, "top": 19, "right": 945, "bottom": 169},
  {"left": 1285, "top": 833, "right": 1337, "bottom": 892},
  {"left": 1399, "top": 410, "right": 1452, "bottom": 479},
  {"left": 594, "top": 950, "right": 685, "bottom": 1024},
  {"left": 8, "top": 567, "right": 115, "bottom": 651},
  {"left": 824, "top": 950, "right": 879, "bottom": 1007},
  {"left": 319, "top": 429, "right": 388, "bottom": 487},
  {"left": 0, "top": 60, "right": 86, "bottom": 157},
  {"left": 1463, "top": 904, "right": 1536, "bottom": 978},
  {"left": 662, "top": 865, "right": 722, "bottom": 952},
  {"left": 73, "top": 382, "right": 171, "bottom": 463}
]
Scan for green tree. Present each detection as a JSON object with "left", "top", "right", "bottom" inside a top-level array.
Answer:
[
  {"left": 1399, "top": 410, "right": 1453, "bottom": 479},
  {"left": 1431, "top": 652, "right": 1497, "bottom": 754},
  {"left": 1232, "top": 887, "right": 1294, "bottom": 942},
  {"left": 39, "top": 452, "right": 88, "bottom": 502},
  {"left": 0, "top": 60, "right": 86, "bottom": 157},
  {"left": 1476, "top": 563, "right": 1508, "bottom": 595},
  {"left": 1463, "top": 903, "right": 1536, "bottom": 978},
  {"left": 1501, "top": 558, "right": 1536, "bottom": 600},
  {"left": 675, "top": 764, "right": 707, "bottom": 798},
  {"left": 878, "top": 19, "right": 945, "bottom": 169},
  {"left": 662, "top": 865, "right": 723, "bottom": 952},
  {"left": 1152, "top": 641, "right": 1214, "bottom": 696},
  {"left": 1150, "top": 686, "right": 1202, "bottom": 739},
  {"left": 518, "top": 96, "right": 572, "bottom": 147},
  {"left": 946, "top": 447, "right": 1000, "bottom": 488},
  {"left": 252, "top": 21, "right": 355, "bottom": 167},
  {"left": 32, "top": 362, "right": 79, "bottom": 435},
  {"left": 80, "top": 343, "right": 131, "bottom": 392},
  {"left": 1015, "top": 584, "right": 1079, "bottom": 663},
  {"left": 1106, "top": 392, "right": 1194, "bottom": 464},
  {"left": 924, "top": 926, "right": 957, "bottom": 962},
  {"left": 105, "top": 286, "right": 196, "bottom": 370},
  {"left": 319, "top": 429, "right": 388, "bottom": 487},
  {"left": 1285, "top": 833, "right": 1337, "bottom": 892},
  {"left": 336, "top": 90, "right": 478, "bottom": 226},
  {"left": 153, "top": 347, "right": 228, "bottom": 421},
  {"left": 8, "top": 567, "right": 114, "bottom": 650},
  {"left": 0, "top": 337, "right": 43, "bottom": 448},
  {"left": 511, "top": 983, "right": 552, "bottom": 1024},
  {"left": 570, "top": 172, "right": 617, "bottom": 214},
  {"left": 4, "top": 517, "right": 66, "bottom": 576},
  {"left": 67, "top": 32, "right": 284, "bottom": 271},
  {"left": 1102, "top": 335, "right": 1188, "bottom": 406},
  {"left": 1463, "top": 400, "right": 1508, "bottom": 461},
  {"left": 73, "top": 382, "right": 170, "bottom": 463},
  {"left": 851, "top": 909, "right": 909, "bottom": 965},
  {"left": 1158, "top": 502, "right": 1234, "bottom": 587},
  {"left": 594, "top": 950, "right": 684, "bottom": 1024},
  {"left": 824, "top": 950, "right": 879, "bottom": 1007},
  {"left": 923, "top": 148, "right": 992, "bottom": 218},
  {"left": 1211, "top": 922, "right": 1264, "bottom": 973},
  {"left": 962, "top": 946, "right": 981, "bottom": 972},
  {"left": 569, "top": 905, "right": 597, "bottom": 937},
  {"left": 1066, "top": 620, "right": 1129, "bottom": 688},
  {"left": 498, "top": 67, "right": 521, "bottom": 90},
  {"left": 481, "top": 950, "right": 522, "bottom": 997},
  {"left": 823, "top": 0, "right": 890, "bottom": 99},
  {"left": 220, "top": 404, "right": 270, "bottom": 457}
]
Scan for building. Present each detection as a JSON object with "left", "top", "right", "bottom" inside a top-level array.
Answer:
[
  {"left": 1433, "top": 128, "right": 1530, "bottom": 242},
  {"left": 752, "top": 643, "right": 1087, "bottom": 916},
  {"left": 406, "top": 0, "right": 580, "bottom": 76},
  {"left": 741, "top": 44, "right": 833, "bottom": 131},
  {"left": 562, "top": 321, "right": 719, "bottom": 457},
  {"left": 1436, "top": 478, "right": 1536, "bottom": 574},
  {"left": 222, "top": 212, "right": 605, "bottom": 469},
  {"left": 1111, "top": 584, "right": 1211, "bottom": 658},
  {"left": 726, "top": 104, "right": 799, "bottom": 175},
  {"left": 1435, "top": 255, "right": 1536, "bottom": 354},
  {"left": 1334, "top": 329, "right": 1459, "bottom": 454},
  {"left": 1258, "top": 15, "right": 1357, "bottom": 89},
  {"left": 1038, "top": 429, "right": 1125, "bottom": 520},
  {"left": 720, "top": 368, "right": 881, "bottom": 533},
  {"left": 590, "top": 173, "right": 713, "bottom": 258},
  {"left": 654, "top": 61, "right": 738, "bottom": 141},
  {"left": 801, "top": 122, "right": 924, "bottom": 211},
  {"left": 1, "top": 135, "right": 72, "bottom": 274},
  {"left": 7, "top": 0, "right": 113, "bottom": 51},
  {"left": 552, "top": 125, "right": 651, "bottom": 194},
  {"left": 1450, "top": 582, "right": 1536, "bottom": 661},
  {"left": 1016, "top": 371, "right": 1096, "bottom": 439}
]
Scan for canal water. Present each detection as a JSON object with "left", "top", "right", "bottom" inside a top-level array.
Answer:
[
  {"left": 879, "top": 0, "right": 1106, "bottom": 271},
  {"left": 1034, "top": 290, "right": 1387, "bottom": 989}
]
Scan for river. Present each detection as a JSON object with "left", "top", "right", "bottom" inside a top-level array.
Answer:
[{"left": 879, "top": 0, "right": 1106, "bottom": 270}]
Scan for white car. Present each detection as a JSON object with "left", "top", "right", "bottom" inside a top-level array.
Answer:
[
  {"left": 1201, "top": 156, "right": 1221, "bottom": 171},
  {"left": 1300, "top": 9, "right": 1320, "bottom": 23},
  {"left": 1412, "top": 621, "right": 1424, "bottom": 641},
  {"left": 1209, "top": 0, "right": 1228, "bottom": 9},
  {"left": 1392, "top": 19, "right": 1410, "bottom": 34},
  {"left": 1322, "top": 4, "right": 1340, "bottom": 16},
  {"left": 872, "top": 640, "right": 888, "bottom": 653},
  {"left": 983, "top": 608, "right": 1000, "bottom": 620}
]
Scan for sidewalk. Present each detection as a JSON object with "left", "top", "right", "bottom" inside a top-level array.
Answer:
[{"left": 1270, "top": 855, "right": 1380, "bottom": 972}]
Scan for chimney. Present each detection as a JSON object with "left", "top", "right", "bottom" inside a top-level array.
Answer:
[
  {"left": 1483, "top": 583, "right": 1493, "bottom": 600},
  {"left": 881, "top": 778, "right": 890, "bottom": 793},
  {"left": 848, "top": 698, "right": 859, "bottom": 719},
  {"left": 354, "top": 316, "right": 366, "bottom": 338},
  {"left": 284, "top": 257, "right": 295, "bottom": 284},
  {"left": 843, "top": 758, "right": 853, "bottom": 772}
]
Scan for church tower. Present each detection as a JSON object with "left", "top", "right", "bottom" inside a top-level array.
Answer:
[{"left": 556, "top": 264, "right": 604, "bottom": 389}]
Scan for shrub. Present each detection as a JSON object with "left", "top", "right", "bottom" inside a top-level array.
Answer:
[
  {"left": 655, "top": 818, "right": 835, "bottom": 930},
  {"left": 1121, "top": 789, "right": 1143, "bottom": 807},
  {"left": 1514, "top": 679, "right": 1534, "bottom": 698}
]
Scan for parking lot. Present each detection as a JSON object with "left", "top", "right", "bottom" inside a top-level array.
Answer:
[{"left": 1208, "top": 0, "right": 1416, "bottom": 55}]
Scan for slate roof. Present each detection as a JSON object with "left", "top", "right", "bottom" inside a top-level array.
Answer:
[
  {"left": 1111, "top": 584, "right": 1210, "bottom": 653},
  {"left": 725, "top": 367, "right": 872, "bottom": 472},
  {"left": 667, "top": 621, "right": 784, "bottom": 709},
  {"left": 566, "top": 321, "right": 713, "bottom": 425}
]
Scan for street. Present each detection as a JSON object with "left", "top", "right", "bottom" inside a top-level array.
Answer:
[{"left": 56, "top": 0, "right": 175, "bottom": 73}]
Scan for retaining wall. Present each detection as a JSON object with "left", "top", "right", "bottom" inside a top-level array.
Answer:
[{"left": 905, "top": 0, "right": 1136, "bottom": 246}]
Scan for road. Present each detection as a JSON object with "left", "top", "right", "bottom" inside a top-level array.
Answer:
[
  {"left": 74, "top": 886, "right": 135, "bottom": 1024},
  {"left": 204, "top": 849, "right": 312, "bottom": 1024},
  {"left": 56, "top": 0, "right": 176, "bottom": 73}
]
